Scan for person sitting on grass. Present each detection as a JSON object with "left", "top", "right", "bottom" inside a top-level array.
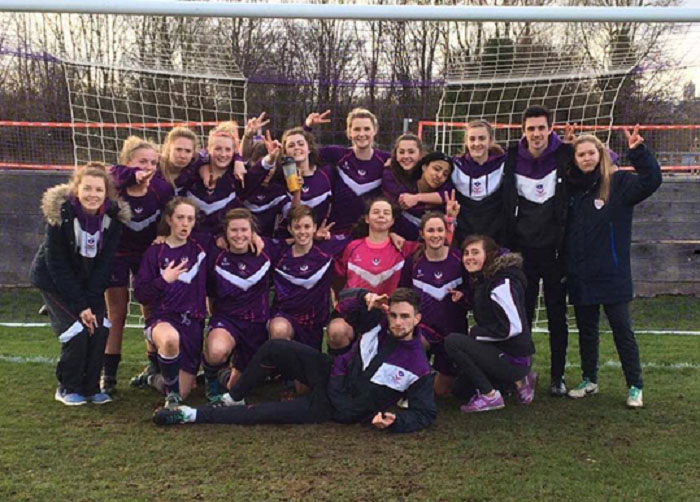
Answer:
[
  {"left": 153, "top": 288, "right": 436, "bottom": 433},
  {"left": 30, "top": 162, "right": 130, "bottom": 406},
  {"left": 445, "top": 234, "right": 537, "bottom": 413}
]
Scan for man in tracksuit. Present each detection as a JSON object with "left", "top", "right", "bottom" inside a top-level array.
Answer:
[
  {"left": 153, "top": 288, "right": 436, "bottom": 433},
  {"left": 502, "top": 106, "right": 573, "bottom": 396}
]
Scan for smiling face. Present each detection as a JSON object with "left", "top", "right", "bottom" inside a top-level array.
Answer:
[
  {"left": 166, "top": 203, "right": 196, "bottom": 241},
  {"left": 574, "top": 140, "right": 601, "bottom": 174},
  {"left": 284, "top": 133, "right": 310, "bottom": 164},
  {"left": 421, "top": 160, "right": 451, "bottom": 189},
  {"left": 348, "top": 118, "right": 376, "bottom": 151},
  {"left": 420, "top": 217, "right": 447, "bottom": 251},
  {"left": 226, "top": 217, "right": 253, "bottom": 253},
  {"left": 365, "top": 200, "right": 394, "bottom": 232},
  {"left": 395, "top": 139, "right": 421, "bottom": 171},
  {"left": 209, "top": 135, "right": 235, "bottom": 169},
  {"left": 523, "top": 116, "right": 552, "bottom": 155},
  {"left": 289, "top": 215, "right": 316, "bottom": 248},
  {"left": 76, "top": 175, "right": 107, "bottom": 215},
  {"left": 168, "top": 137, "right": 196, "bottom": 169},
  {"left": 462, "top": 240, "right": 487, "bottom": 274},
  {"left": 466, "top": 125, "right": 492, "bottom": 164},
  {"left": 128, "top": 147, "right": 159, "bottom": 173},
  {"left": 387, "top": 301, "right": 421, "bottom": 340}
]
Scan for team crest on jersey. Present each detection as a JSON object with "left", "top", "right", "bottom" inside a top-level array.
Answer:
[
  {"left": 302, "top": 185, "right": 310, "bottom": 193},
  {"left": 392, "top": 370, "right": 405, "bottom": 384},
  {"left": 300, "top": 264, "right": 309, "bottom": 272},
  {"left": 238, "top": 263, "right": 246, "bottom": 271},
  {"left": 416, "top": 269, "right": 424, "bottom": 278},
  {"left": 434, "top": 271, "right": 443, "bottom": 280},
  {"left": 221, "top": 257, "right": 229, "bottom": 267},
  {"left": 181, "top": 257, "right": 189, "bottom": 264},
  {"left": 134, "top": 207, "right": 144, "bottom": 214},
  {"left": 358, "top": 169, "right": 367, "bottom": 177},
  {"left": 342, "top": 161, "right": 351, "bottom": 171},
  {"left": 372, "top": 257, "right": 381, "bottom": 266},
  {"left": 473, "top": 181, "right": 482, "bottom": 194},
  {"left": 256, "top": 194, "right": 266, "bottom": 201},
  {"left": 535, "top": 183, "right": 545, "bottom": 196},
  {"left": 163, "top": 257, "right": 170, "bottom": 265}
]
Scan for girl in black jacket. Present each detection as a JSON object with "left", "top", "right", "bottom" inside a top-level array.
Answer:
[
  {"left": 445, "top": 235, "right": 537, "bottom": 413},
  {"left": 30, "top": 163, "right": 129, "bottom": 406},
  {"left": 565, "top": 127, "right": 661, "bottom": 408}
]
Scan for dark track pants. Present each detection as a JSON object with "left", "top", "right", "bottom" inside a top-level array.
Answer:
[
  {"left": 196, "top": 339, "right": 334, "bottom": 425},
  {"left": 42, "top": 291, "right": 107, "bottom": 396},
  {"left": 574, "top": 301, "right": 643, "bottom": 389},
  {"left": 521, "top": 246, "right": 569, "bottom": 382},
  {"left": 445, "top": 334, "right": 531, "bottom": 395}
]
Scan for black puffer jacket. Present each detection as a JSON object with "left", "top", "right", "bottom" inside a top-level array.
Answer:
[
  {"left": 565, "top": 145, "right": 661, "bottom": 306},
  {"left": 469, "top": 252, "right": 534, "bottom": 358},
  {"left": 30, "top": 183, "right": 130, "bottom": 315}
]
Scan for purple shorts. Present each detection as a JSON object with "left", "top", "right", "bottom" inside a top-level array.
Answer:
[
  {"left": 208, "top": 315, "right": 268, "bottom": 371},
  {"left": 145, "top": 313, "right": 204, "bottom": 375},
  {"left": 108, "top": 254, "right": 143, "bottom": 288},
  {"left": 418, "top": 323, "right": 459, "bottom": 377},
  {"left": 270, "top": 311, "right": 325, "bottom": 351}
]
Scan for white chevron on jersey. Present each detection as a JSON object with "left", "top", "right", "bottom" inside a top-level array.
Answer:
[
  {"left": 347, "top": 260, "right": 405, "bottom": 288},
  {"left": 124, "top": 210, "right": 161, "bottom": 232},
  {"left": 243, "top": 194, "right": 288, "bottom": 213},
  {"left": 215, "top": 260, "right": 270, "bottom": 291},
  {"left": 452, "top": 162, "right": 504, "bottom": 201},
  {"left": 186, "top": 190, "right": 237, "bottom": 215},
  {"left": 336, "top": 166, "right": 382, "bottom": 196},
  {"left": 401, "top": 211, "right": 422, "bottom": 228},
  {"left": 515, "top": 169, "right": 557, "bottom": 204},
  {"left": 412, "top": 277, "right": 463, "bottom": 301},
  {"left": 275, "top": 258, "right": 332, "bottom": 290},
  {"left": 161, "top": 251, "right": 206, "bottom": 284}
]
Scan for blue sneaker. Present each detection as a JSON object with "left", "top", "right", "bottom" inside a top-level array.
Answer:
[
  {"left": 89, "top": 392, "right": 113, "bottom": 405},
  {"left": 55, "top": 387, "right": 88, "bottom": 406}
]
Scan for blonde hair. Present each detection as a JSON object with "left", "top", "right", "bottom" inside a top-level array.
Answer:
[
  {"left": 72, "top": 162, "right": 117, "bottom": 202},
  {"left": 573, "top": 134, "right": 614, "bottom": 203},
  {"left": 160, "top": 127, "right": 198, "bottom": 187},
  {"left": 118, "top": 136, "right": 159, "bottom": 165},
  {"left": 208, "top": 121, "right": 240, "bottom": 151},
  {"left": 463, "top": 119, "right": 504, "bottom": 156},
  {"left": 346, "top": 108, "right": 378, "bottom": 134}
]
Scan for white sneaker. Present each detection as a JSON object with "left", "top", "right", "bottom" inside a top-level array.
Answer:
[
  {"left": 221, "top": 393, "right": 246, "bottom": 407},
  {"left": 626, "top": 386, "right": 643, "bottom": 408},
  {"left": 567, "top": 378, "right": 599, "bottom": 399}
]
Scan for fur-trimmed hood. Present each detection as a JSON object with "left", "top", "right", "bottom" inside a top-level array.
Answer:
[
  {"left": 484, "top": 251, "right": 523, "bottom": 278},
  {"left": 41, "top": 183, "right": 131, "bottom": 226}
]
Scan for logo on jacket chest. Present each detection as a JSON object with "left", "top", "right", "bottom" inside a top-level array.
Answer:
[
  {"left": 372, "top": 257, "right": 381, "bottom": 266},
  {"left": 535, "top": 183, "right": 545, "bottom": 196},
  {"left": 302, "top": 185, "right": 310, "bottom": 194},
  {"left": 594, "top": 199, "right": 605, "bottom": 210},
  {"left": 472, "top": 181, "right": 482, "bottom": 194},
  {"left": 134, "top": 206, "right": 144, "bottom": 214}
]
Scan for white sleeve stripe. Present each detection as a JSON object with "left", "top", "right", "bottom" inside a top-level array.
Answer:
[{"left": 489, "top": 278, "right": 522, "bottom": 338}]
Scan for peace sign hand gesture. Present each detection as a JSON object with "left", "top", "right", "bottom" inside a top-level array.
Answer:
[
  {"left": 314, "top": 219, "right": 335, "bottom": 241},
  {"left": 305, "top": 110, "right": 331, "bottom": 128},
  {"left": 263, "top": 130, "right": 282, "bottom": 164},
  {"left": 563, "top": 122, "right": 578, "bottom": 144},
  {"left": 244, "top": 112, "right": 270, "bottom": 138},
  {"left": 445, "top": 189, "right": 460, "bottom": 219},
  {"left": 623, "top": 124, "right": 644, "bottom": 150}
]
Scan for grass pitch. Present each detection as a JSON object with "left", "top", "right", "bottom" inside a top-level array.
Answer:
[{"left": 1, "top": 291, "right": 699, "bottom": 501}]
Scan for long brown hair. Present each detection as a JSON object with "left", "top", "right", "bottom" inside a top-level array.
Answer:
[
  {"left": 390, "top": 133, "right": 424, "bottom": 189},
  {"left": 157, "top": 196, "right": 198, "bottom": 236},
  {"left": 160, "top": 127, "right": 198, "bottom": 187},
  {"left": 461, "top": 234, "right": 501, "bottom": 277},
  {"left": 281, "top": 127, "right": 320, "bottom": 168},
  {"left": 411, "top": 211, "right": 448, "bottom": 263},
  {"left": 72, "top": 162, "right": 118, "bottom": 203},
  {"left": 573, "top": 134, "right": 614, "bottom": 203}
]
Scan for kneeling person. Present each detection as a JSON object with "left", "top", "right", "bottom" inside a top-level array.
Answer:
[{"left": 154, "top": 288, "right": 436, "bottom": 433}]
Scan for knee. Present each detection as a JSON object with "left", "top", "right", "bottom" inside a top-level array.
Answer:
[
  {"left": 268, "top": 318, "right": 293, "bottom": 340},
  {"left": 153, "top": 326, "right": 179, "bottom": 356},
  {"left": 445, "top": 332, "right": 466, "bottom": 353},
  {"left": 326, "top": 318, "right": 353, "bottom": 350},
  {"left": 206, "top": 333, "right": 233, "bottom": 364}
]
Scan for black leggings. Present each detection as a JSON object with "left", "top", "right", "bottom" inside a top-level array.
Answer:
[
  {"left": 196, "top": 339, "right": 334, "bottom": 425},
  {"left": 445, "top": 333, "right": 531, "bottom": 395}
]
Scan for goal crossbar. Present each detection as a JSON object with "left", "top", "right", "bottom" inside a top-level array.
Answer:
[{"left": 3, "top": 1, "right": 700, "bottom": 23}]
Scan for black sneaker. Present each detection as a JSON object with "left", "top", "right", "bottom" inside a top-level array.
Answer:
[
  {"left": 153, "top": 407, "right": 186, "bottom": 426},
  {"left": 130, "top": 363, "right": 157, "bottom": 388},
  {"left": 550, "top": 379, "right": 567, "bottom": 397},
  {"left": 164, "top": 392, "right": 182, "bottom": 409}
]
